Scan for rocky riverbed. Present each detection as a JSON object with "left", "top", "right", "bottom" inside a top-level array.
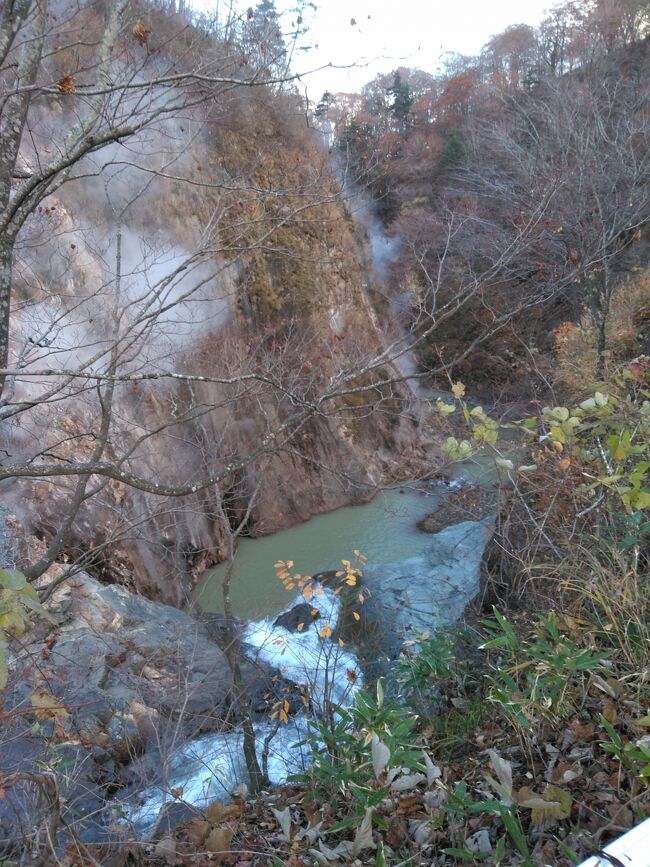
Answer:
[{"left": 2, "top": 487, "right": 495, "bottom": 847}]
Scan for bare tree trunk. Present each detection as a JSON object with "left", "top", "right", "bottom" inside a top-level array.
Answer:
[
  {"left": 215, "top": 490, "right": 269, "bottom": 795},
  {"left": 0, "top": 239, "right": 12, "bottom": 397},
  {"left": 594, "top": 263, "right": 612, "bottom": 380},
  {"left": 222, "top": 558, "right": 268, "bottom": 795},
  {"left": 595, "top": 313, "right": 607, "bottom": 380}
]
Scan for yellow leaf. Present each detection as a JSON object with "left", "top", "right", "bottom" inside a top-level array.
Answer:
[
  {"left": 526, "top": 785, "right": 572, "bottom": 828},
  {"left": 319, "top": 624, "right": 332, "bottom": 638},
  {"left": 451, "top": 381, "right": 466, "bottom": 399},
  {"left": 353, "top": 611, "right": 361, "bottom": 621},
  {"left": 30, "top": 690, "right": 69, "bottom": 722}
]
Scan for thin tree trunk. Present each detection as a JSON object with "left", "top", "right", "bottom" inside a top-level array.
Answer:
[
  {"left": 214, "top": 490, "right": 268, "bottom": 795},
  {"left": 595, "top": 263, "right": 612, "bottom": 380},
  {"left": 595, "top": 313, "right": 607, "bottom": 380},
  {"left": 0, "top": 239, "right": 13, "bottom": 399},
  {"left": 221, "top": 553, "right": 268, "bottom": 795}
]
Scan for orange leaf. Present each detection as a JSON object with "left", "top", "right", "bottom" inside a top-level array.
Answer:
[
  {"left": 132, "top": 20, "right": 151, "bottom": 46},
  {"left": 56, "top": 74, "right": 75, "bottom": 94}
]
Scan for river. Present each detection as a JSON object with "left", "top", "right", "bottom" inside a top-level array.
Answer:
[
  {"left": 194, "top": 482, "right": 453, "bottom": 620},
  {"left": 124, "top": 185, "right": 505, "bottom": 833},
  {"left": 125, "top": 472, "right": 496, "bottom": 833}
]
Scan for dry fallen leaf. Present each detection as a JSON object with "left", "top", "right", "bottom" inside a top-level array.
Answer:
[
  {"left": 518, "top": 784, "right": 572, "bottom": 828},
  {"left": 396, "top": 794, "right": 424, "bottom": 816},
  {"left": 602, "top": 696, "right": 618, "bottom": 724},
  {"left": 56, "top": 74, "right": 75, "bottom": 94},
  {"left": 154, "top": 836, "right": 177, "bottom": 866},
  {"left": 295, "top": 821, "right": 324, "bottom": 845},
  {"left": 187, "top": 818, "right": 211, "bottom": 846},
  {"left": 423, "top": 751, "right": 442, "bottom": 786},
  {"left": 207, "top": 801, "right": 243, "bottom": 823},
  {"left": 206, "top": 825, "right": 234, "bottom": 857},
  {"left": 271, "top": 806, "right": 292, "bottom": 841},
  {"left": 390, "top": 772, "right": 426, "bottom": 792},
  {"left": 30, "top": 690, "right": 69, "bottom": 725},
  {"left": 606, "top": 802, "right": 634, "bottom": 829},
  {"left": 487, "top": 749, "right": 513, "bottom": 800},
  {"left": 591, "top": 673, "right": 618, "bottom": 699},
  {"left": 133, "top": 20, "right": 151, "bottom": 46},
  {"left": 569, "top": 719, "right": 595, "bottom": 741}
]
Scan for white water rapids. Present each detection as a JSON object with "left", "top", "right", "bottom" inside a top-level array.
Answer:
[{"left": 127, "top": 584, "right": 361, "bottom": 833}]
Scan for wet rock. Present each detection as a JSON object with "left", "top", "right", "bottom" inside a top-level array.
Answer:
[
  {"left": 200, "top": 611, "right": 242, "bottom": 644},
  {"left": 273, "top": 603, "right": 320, "bottom": 632},
  {"left": 344, "top": 520, "right": 494, "bottom": 674},
  {"left": 311, "top": 569, "right": 340, "bottom": 587},
  {"left": 416, "top": 484, "right": 496, "bottom": 534}
]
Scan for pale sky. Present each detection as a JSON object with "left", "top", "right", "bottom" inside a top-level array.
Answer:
[{"left": 279, "top": 0, "right": 555, "bottom": 98}]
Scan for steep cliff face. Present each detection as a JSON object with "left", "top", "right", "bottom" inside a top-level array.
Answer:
[{"left": 2, "top": 81, "right": 420, "bottom": 605}]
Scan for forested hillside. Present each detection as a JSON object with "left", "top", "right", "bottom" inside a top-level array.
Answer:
[{"left": 320, "top": 1, "right": 649, "bottom": 397}]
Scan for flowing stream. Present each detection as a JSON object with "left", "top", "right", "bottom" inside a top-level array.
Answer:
[
  {"left": 124, "top": 191, "right": 505, "bottom": 835},
  {"left": 195, "top": 484, "right": 449, "bottom": 620},
  {"left": 126, "top": 477, "right": 496, "bottom": 833}
]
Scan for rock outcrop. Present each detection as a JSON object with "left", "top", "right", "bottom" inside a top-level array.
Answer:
[
  {"left": 342, "top": 519, "right": 495, "bottom": 676},
  {"left": 1, "top": 572, "right": 290, "bottom": 843},
  {"left": 273, "top": 602, "right": 321, "bottom": 632}
]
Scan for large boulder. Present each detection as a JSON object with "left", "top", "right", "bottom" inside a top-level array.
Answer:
[
  {"left": 1, "top": 573, "right": 234, "bottom": 846},
  {"left": 2, "top": 571, "right": 307, "bottom": 848},
  {"left": 343, "top": 520, "right": 494, "bottom": 673},
  {"left": 33, "top": 572, "right": 232, "bottom": 742}
]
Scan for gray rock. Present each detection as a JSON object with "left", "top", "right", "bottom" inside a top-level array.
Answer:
[
  {"left": 3, "top": 571, "right": 309, "bottom": 847},
  {"left": 273, "top": 602, "right": 320, "bottom": 632},
  {"left": 347, "top": 520, "right": 494, "bottom": 666},
  {"left": 17, "top": 573, "right": 233, "bottom": 746},
  {"left": 2, "top": 572, "right": 235, "bottom": 848}
]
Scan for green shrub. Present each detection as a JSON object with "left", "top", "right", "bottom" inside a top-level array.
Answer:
[
  {"left": 292, "top": 681, "right": 422, "bottom": 828},
  {"left": 481, "top": 608, "right": 609, "bottom": 733}
]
